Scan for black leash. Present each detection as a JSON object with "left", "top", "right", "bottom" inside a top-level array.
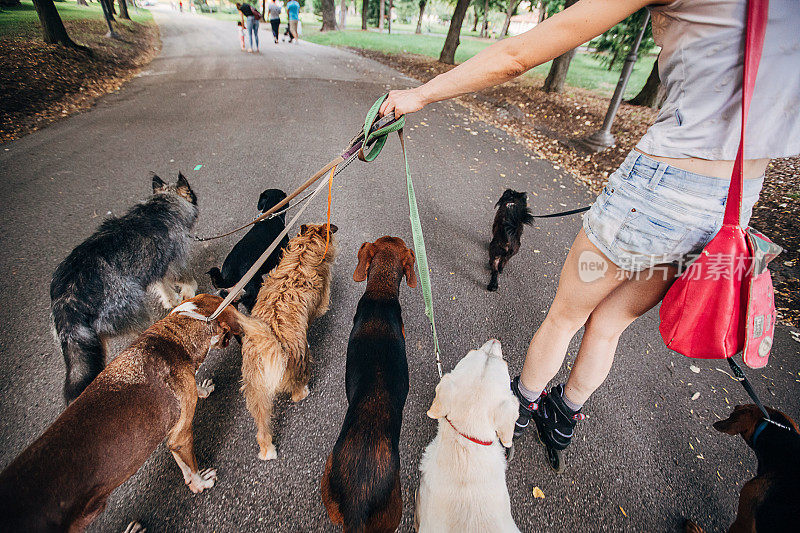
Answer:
[
  {"left": 530, "top": 206, "right": 590, "bottom": 218},
  {"left": 727, "top": 357, "right": 792, "bottom": 432},
  {"left": 727, "top": 357, "right": 771, "bottom": 419}
]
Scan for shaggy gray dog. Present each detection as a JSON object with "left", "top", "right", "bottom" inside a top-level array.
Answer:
[{"left": 51, "top": 173, "right": 199, "bottom": 403}]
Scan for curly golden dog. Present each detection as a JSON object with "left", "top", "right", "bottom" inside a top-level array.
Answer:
[{"left": 240, "top": 223, "right": 337, "bottom": 460}]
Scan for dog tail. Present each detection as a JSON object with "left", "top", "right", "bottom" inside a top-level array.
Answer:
[
  {"left": 331, "top": 428, "right": 399, "bottom": 532},
  {"left": 51, "top": 302, "right": 105, "bottom": 403},
  {"left": 207, "top": 267, "right": 227, "bottom": 289}
]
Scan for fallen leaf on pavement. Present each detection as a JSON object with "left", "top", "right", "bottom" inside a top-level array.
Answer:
[{"left": 532, "top": 487, "right": 545, "bottom": 499}]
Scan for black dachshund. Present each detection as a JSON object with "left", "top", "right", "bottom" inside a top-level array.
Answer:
[
  {"left": 488, "top": 189, "right": 533, "bottom": 291},
  {"left": 208, "top": 189, "right": 289, "bottom": 312}
]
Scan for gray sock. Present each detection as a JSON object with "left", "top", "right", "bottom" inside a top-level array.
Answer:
[
  {"left": 517, "top": 379, "right": 543, "bottom": 403},
  {"left": 560, "top": 387, "right": 583, "bottom": 412}
]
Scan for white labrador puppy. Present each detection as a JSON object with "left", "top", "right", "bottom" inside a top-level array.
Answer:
[{"left": 415, "top": 339, "right": 521, "bottom": 532}]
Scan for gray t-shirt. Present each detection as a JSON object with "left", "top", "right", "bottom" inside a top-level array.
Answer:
[
  {"left": 267, "top": 2, "right": 281, "bottom": 20},
  {"left": 636, "top": 0, "right": 799, "bottom": 160}
]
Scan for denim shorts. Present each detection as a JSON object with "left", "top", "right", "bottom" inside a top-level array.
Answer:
[{"left": 583, "top": 150, "right": 764, "bottom": 272}]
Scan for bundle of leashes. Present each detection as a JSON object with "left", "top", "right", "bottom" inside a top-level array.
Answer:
[{"left": 200, "top": 95, "right": 443, "bottom": 381}]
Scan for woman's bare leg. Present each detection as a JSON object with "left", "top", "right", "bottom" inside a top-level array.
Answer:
[
  {"left": 563, "top": 265, "right": 678, "bottom": 405},
  {"left": 519, "top": 229, "right": 627, "bottom": 393}
]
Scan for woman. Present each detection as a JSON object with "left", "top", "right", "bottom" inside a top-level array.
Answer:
[
  {"left": 237, "top": 2, "right": 259, "bottom": 53},
  {"left": 267, "top": 0, "right": 282, "bottom": 44},
  {"left": 380, "top": 0, "right": 799, "bottom": 471}
]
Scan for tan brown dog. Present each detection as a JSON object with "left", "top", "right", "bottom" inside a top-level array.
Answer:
[
  {"left": 321, "top": 236, "right": 415, "bottom": 533},
  {"left": 686, "top": 404, "right": 800, "bottom": 533},
  {"left": 241, "top": 223, "right": 337, "bottom": 461},
  {"left": 0, "top": 294, "right": 251, "bottom": 532}
]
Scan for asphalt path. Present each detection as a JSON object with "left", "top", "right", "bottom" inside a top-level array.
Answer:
[{"left": 1, "top": 7, "right": 798, "bottom": 532}]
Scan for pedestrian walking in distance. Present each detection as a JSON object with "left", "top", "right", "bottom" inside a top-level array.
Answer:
[
  {"left": 237, "top": 2, "right": 260, "bottom": 53},
  {"left": 267, "top": 0, "right": 282, "bottom": 44},
  {"left": 237, "top": 21, "right": 246, "bottom": 51},
  {"left": 286, "top": 0, "right": 300, "bottom": 43}
]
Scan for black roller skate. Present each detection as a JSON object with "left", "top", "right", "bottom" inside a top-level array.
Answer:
[
  {"left": 510, "top": 376, "right": 543, "bottom": 439},
  {"left": 531, "top": 384, "right": 584, "bottom": 473}
]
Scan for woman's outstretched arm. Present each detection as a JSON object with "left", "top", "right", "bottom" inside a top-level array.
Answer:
[{"left": 380, "top": 0, "right": 656, "bottom": 117}]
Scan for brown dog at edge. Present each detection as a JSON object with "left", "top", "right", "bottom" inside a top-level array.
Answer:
[
  {"left": 321, "top": 236, "right": 415, "bottom": 533},
  {"left": 685, "top": 404, "right": 800, "bottom": 533},
  {"left": 0, "top": 294, "right": 252, "bottom": 532}
]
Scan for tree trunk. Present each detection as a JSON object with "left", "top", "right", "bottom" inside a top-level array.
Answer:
[
  {"left": 537, "top": 0, "right": 546, "bottom": 23},
  {"left": 378, "top": 0, "right": 384, "bottom": 31},
  {"left": 439, "top": 0, "right": 471, "bottom": 64},
  {"left": 320, "top": 0, "right": 338, "bottom": 30},
  {"left": 500, "top": 0, "right": 520, "bottom": 37},
  {"left": 542, "top": 0, "right": 578, "bottom": 93},
  {"left": 338, "top": 0, "right": 346, "bottom": 28},
  {"left": 98, "top": 0, "right": 118, "bottom": 36},
  {"left": 627, "top": 58, "right": 666, "bottom": 108},
  {"left": 387, "top": 0, "right": 392, "bottom": 33},
  {"left": 118, "top": 0, "right": 130, "bottom": 20},
  {"left": 480, "top": 0, "right": 488, "bottom": 37},
  {"left": 470, "top": 5, "right": 478, "bottom": 32},
  {"left": 361, "top": 0, "right": 367, "bottom": 29},
  {"left": 415, "top": 0, "right": 425, "bottom": 34},
  {"left": 31, "top": 0, "right": 87, "bottom": 50},
  {"left": 100, "top": 0, "right": 116, "bottom": 22}
]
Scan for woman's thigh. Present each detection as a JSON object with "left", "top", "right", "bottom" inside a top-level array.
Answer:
[
  {"left": 549, "top": 228, "right": 629, "bottom": 326},
  {"left": 588, "top": 264, "right": 679, "bottom": 334}
]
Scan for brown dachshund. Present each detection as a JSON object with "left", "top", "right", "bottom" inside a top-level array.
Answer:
[
  {"left": 321, "top": 236, "right": 416, "bottom": 532},
  {"left": 686, "top": 404, "right": 800, "bottom": 533},
  {"left": 0, "top": 294, "right": 251, "bottom": 532}
]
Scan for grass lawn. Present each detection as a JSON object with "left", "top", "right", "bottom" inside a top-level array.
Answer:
[
  {"left": 0, "top": 0, "right": 153, "bottom": 37},
  {"left": 300, "top": 27, "right": 656, "bottom": 98}
]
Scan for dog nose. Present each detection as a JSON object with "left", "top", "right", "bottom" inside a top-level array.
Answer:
[{"left": 481, "top": 339, "right": 503, "bottom": 358}]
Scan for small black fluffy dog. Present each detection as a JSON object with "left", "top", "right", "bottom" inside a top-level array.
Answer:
[
  {"left": 488, "top": 189, "right": 533, "bottom": 291},
  {"left": 51, "top": 173, "right": 199, "bottom": 403},
  {"left": 207, "top": 189, "right": 289, "bottom": 312}
]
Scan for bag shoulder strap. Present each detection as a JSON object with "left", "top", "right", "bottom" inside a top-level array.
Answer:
[{"left": 723, "top": 0, "right": 770, "bottom": 227}]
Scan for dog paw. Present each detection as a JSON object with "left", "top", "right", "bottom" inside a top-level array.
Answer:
[
  {"left": 187, "top": 468, "right": 217, "bottom": 493},
  {"left": 487, "top": 282, "right": 498, "bottom": 292},
  {"left": 197, "top": 379, "right": 215, "bottom": 399},
  {"left": 123, "top": 521, "right": 146, "bottom": 533},
  {"left": 258, "top": 444, "right": 278, "bottom": 461},
  {"left": 291, "top": 385, "right": 310, "bottom": 403}
]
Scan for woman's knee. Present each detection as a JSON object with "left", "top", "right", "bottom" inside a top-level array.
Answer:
[
  {"left": 544, "top": 304, "right": 589, "bottom": 338},
  {"left": 583, "top": 308, "right": 632, "bottom": 343}
]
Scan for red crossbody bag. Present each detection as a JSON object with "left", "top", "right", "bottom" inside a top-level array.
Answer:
[{"left": 659, "top": 0, "right": 782, "bottom": 369}]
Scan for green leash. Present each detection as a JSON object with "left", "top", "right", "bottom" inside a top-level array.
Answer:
[{"left": 360, "top": 95, "right": 444, "bottom": 378}]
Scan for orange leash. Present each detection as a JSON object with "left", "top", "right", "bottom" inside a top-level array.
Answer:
[{"left": 320, "top": 165, "right": 335, "bottom": 262}]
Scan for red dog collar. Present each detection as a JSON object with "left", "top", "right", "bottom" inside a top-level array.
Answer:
[{"left": 445, "top": 417, "right": 493, "bottom": 446}]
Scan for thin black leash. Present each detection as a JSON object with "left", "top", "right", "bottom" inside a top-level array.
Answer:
[
  {"left": 530, "top": 206, "right": 590, "bottom": 218},
  {"left": 727, "top": 357, "right": 790, "bottom": 430}
]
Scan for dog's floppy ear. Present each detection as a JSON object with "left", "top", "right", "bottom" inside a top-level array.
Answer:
[
  {"left": 403, "top": 247, "right": 417, "bottom": 288},
  {"left": 494, "top": 397, "right": 519, "bottom": 448},
  {"left": 257, "top": 193, "right": 271, "bottom": 212},
  {"left": 713, "top": 404, "right": 760, "bottom": 438},
  {"left": 353, "top": 242, "right": 376, "bottom": 282},
  {"left": 213, "top": 306, "right": 245, "bottom": 348},
  {"left": 427, "top": 374, "right": 454, "bottom": 419},
  {"left": 152, "top": 173, "right": 168, "bottom": 193}
]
